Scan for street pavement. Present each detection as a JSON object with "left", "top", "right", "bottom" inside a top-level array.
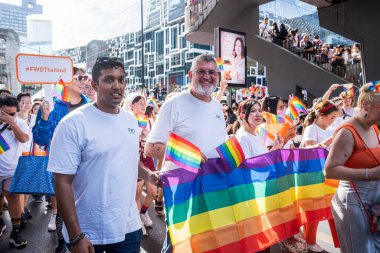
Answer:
[{"left": 1, "top": 198, "right": 340, "bottom": 253}]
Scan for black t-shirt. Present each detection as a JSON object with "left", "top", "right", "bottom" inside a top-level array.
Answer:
[
  {"left": 227, "top": 113, "right": 237, "bottom": 135},
  {"left": 69, "top": 98, "right": 85, "bottom": 112}
]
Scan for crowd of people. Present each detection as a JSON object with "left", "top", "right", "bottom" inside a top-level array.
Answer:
[
  {"left": 259, "top": 17, "right": 362, "bottom": 82},
  {"left": 0, "top": 54, "right": 379, "bottom": 253}
]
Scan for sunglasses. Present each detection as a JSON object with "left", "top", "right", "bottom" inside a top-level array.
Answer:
[
  {"left": 1, "top": 111, "right": 16, "bottom": 116},
  {"left": 74, "top": 75, "right": 89, "bottom": 82},
  {"left": 95, "top": 57, "right": 124, "bottom": 65}
]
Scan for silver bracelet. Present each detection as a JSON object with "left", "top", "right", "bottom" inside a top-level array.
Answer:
[{"left": 365, "top": 168, "right": 369, "bottom": 180}]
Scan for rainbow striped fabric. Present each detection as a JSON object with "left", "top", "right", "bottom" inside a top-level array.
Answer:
[
  {"left": 216, "top": 136, "right": 245, "bottom": 171},
  {"left": 165, "top": 133, "right": 202, "bottom": 173},
  {"left": 342, "top": 83, "right": 354, "bottom": 97},
  {"left": 135, "top": 114, "right": 148, "bottom": 128},
  {"left": 215, "top": 58, "right": 224, "bottom": 71},
  {"left": 255, "top": 124, "right": 276, "bottom": 141},
  {"left": 148, "top": 97, "right": 159, "bottom": 110},
  {"left": 0, "top": 134, "right": 10, "bottom": 154},
  {"left": 242, "top": 89, "right": 251, "bottom": 97},
  {"left": 53, "top": 79, "right": 70, "bottom": 104},
  {"left": 161, "top": 148, "right": 334, "bottom": 253},
  {"left": 369, "top": 81, "right": 380, "bottom": 93}
]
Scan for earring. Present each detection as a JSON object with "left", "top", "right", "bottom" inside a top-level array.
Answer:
[{"left": 364, "top": 113, "right": 368, "bottom": 119}]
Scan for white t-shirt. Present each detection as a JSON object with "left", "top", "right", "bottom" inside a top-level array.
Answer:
[
  {"left": 147, "top": 90, "right": 227, "bottom": 171},
  {"left": 235, "top": 128, "right": 268, "bottom": 159},
  {"left": 0, "top": 118, "right": 29, "bottom": 176},
  {"left": 259, "top": 22, "right": 272, "bottom": 41},
  {"left": 301, "top": 123, "right": 335, "bottom": 147},
  {"left": 48, "top": 104, "right": 141, "bottom": 245},
  {"left": 18, "top": 114, "right": 36, "bottom": 152},
  {"left": 331, "top": 116, "right": 346, "bottom": 129}
]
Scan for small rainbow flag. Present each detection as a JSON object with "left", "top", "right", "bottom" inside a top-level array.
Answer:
[
  {"left": 0, "top": 134, "right": 10, "bottom": 154},
  {"left": 256, "top": 124, "right": 276, "bottom": 141},
  {"left": 165, "top": 133, "right": 202, "bottom": 173},
  {"left": 148, "top": 97, "right": 159, "bottom": 110},
  {"left": 263, "top": 112, "right": 287, "bottom": 124},
  {"left": 53, "top": 79, "right": 70, "bottom": 103},
  {"left": 216, "top": 136, "right": 245, "bottom": 171},
  {"left": 288, "top": 96, "right": 308, "bottom": 121},
  {"left": 135, "top": 114, "right": 148, "bottom": 128},
  {"left": 215, "top": 58, "right": 224, "bottom": 71},
  {"left": 342, "top": 83, "right": 354, "bottom": 97}
]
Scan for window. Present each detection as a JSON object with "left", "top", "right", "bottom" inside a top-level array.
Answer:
[
  {"left": 155, "top": 31, "right": 164, "bottom": 56},
  {"left": 171, "top": 27, "right": 178, "bottom": 49}
]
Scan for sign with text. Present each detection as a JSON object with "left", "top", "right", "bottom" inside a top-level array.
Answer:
[{"left": 16, "top": 53, "right": 73, "bottom": 84}]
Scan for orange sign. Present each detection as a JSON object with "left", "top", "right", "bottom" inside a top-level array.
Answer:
[{"left": 16, "top": 53, "right": 73, "bottom": 84}]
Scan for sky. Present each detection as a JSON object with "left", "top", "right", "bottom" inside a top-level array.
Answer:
[{"left": 0, "top": 0, "right": 148, "bottom": 50}]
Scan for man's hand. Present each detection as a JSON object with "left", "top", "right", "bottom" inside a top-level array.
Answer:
[
  {"left": 41, "top": 101, "right": 50, "bottom": 121},
  {"left": 0, "top": 111, "right": 15, "bottom": 127},
  {"left": 147, "top": 171, "right": 161, "bottom": 187},
  {"left": 220, "top": 79, "right": 228, "bottom": 93},
  {"left": 70, "top": 237, "right": 95, "bottom": 253},
  {"left": 201, "top": 153, "right": 207, "bottom": 163}
]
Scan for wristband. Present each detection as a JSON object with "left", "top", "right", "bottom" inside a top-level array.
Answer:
[{"left": 69, "top": 232, "right": 85, "bottom": 247}]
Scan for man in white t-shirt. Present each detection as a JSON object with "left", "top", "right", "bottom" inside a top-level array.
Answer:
[
  {"left": 144, "top": 54, "right": 227, "bottom": 252},
  {"left": 259, "top": 17, "right": 272, "bottom": 42},
  {"left": 48, "top": 57, "right": 155, "bottom": 253},
  {"left": 0, "top": 95, "right": 30, "bottom": 249}
]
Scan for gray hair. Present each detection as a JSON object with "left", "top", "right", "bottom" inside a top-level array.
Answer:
[{"left": 190, "top": 54, "right": 217, "bottom": 71}]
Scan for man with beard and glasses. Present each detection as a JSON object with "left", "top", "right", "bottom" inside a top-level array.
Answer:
[{"left": 144, "top": 54, "right": 228, "bottom": 253}]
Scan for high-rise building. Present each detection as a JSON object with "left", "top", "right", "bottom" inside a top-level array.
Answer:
[{"left": 0, "top": 0, "right": 43, "bottom": 38}]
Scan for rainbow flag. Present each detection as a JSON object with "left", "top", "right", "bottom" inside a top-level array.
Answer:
[
  {"left": 256, "top": 124, "right": 276, "bottom": 141},
  {"left": 342, "top": 83, "right": 354, "bottom": 97},
  {"left": 216, "top": 136, "right": 245, "bottom": 171},
  {"left": 161, "top": 148, "right": 334, "bottom": 253},
  {"left": 0, "top": 134, "right": 10, "bottom": 154},
  {"left": 135, "top": 114, "right": 148, "bottom": 128},
  {"left": 242, "top": 89, "right": 251, "bottom": 97},
  {"left": 215, "top": 58, "right": 224, "bottom": 71},
  {"left": 165, "top": 133, "right": 202, "bottom": 173},
  {"left": 263, "top": 112, "right": 287, "bottom": 124},
  {"left": 148, "top": 97, "right": 159, "bottom": 110},
  {"left": 53, "top": 79, "right": 70, "bottom": 104},
  {"left": 288, "top": 96, "right": 308, "bottom": 121}
]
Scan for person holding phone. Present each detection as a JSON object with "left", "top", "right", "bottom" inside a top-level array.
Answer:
[{"left": 230, "top": 37, "right": 245, "bottom": 83}]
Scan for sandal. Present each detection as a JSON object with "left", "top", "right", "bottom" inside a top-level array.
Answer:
[{"left": 155, "top": 200, "right": 164, "bottom": 216}]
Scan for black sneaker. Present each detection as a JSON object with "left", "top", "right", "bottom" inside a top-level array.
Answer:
[
  {"left": 9, "top": 228, "right": 27, "bottom": 248},
  {"left": 24, "top": 207, "right": 32, "bottom": 219},
  {"left": 33, "top": 195, "right": 43, "bottom": 203},
  {"left": 0, "top": 220, "right": 6, "bottom": 237},
  {"left": 54, "top": 242, "right": 68, "bottom": 253}
]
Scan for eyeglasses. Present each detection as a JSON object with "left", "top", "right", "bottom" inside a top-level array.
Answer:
[
  {"left": 193, "top": 69, "right": 219, "bottom": 76},
  {"left": 95, "top": 57, "right": 124, "bottom": 65},
  {"left": 74, "top": 75, "right": 89, "bottom": 81}
]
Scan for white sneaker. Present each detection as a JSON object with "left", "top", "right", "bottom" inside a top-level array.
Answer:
[
  {"left": 140, "top": 212, "right": 153, "bottom": 227},
  {"left": 141, "top": 222, "right": 147, "bottom": 237},
  {"left": 48, "top": 214, "right": 57, "bottom": 232},
  {"left": 307, "top": 243, "right": 324, "bottom": 252}
]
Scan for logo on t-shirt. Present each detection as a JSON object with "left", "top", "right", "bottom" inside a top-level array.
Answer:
[
  {"left": 216, "top": 114, "right": 222, "bottom": 120},
  {"left": 128, "top": 128, "right": 135, "bottom": 134}
]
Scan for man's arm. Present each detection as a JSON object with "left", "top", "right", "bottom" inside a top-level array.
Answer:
[
  {"left": 144, "top": 142, "right": 166, "bottom": 161},
  {"left": 54, "top": 173, "right": 94, "bottom": 253},
  {"left": 0, "top": 112, "right": 29, "bottom": 143}
]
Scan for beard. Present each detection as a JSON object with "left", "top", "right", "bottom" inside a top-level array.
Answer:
[{"left": 192, "top": 82, "right": 217, "bottom": 97}]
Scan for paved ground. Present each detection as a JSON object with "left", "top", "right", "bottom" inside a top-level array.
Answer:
[{"left": 1, "top": 198, "right": 340, "bottom": 253}]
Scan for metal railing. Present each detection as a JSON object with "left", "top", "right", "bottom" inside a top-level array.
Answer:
[{"left": 272, "top": 38, "right": 362, "bottom": 85}]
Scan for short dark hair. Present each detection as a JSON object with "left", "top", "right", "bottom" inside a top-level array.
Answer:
[
  {"left": 16, "top": 92, "right": 31, "bottom": 102},
  {"left": 92, "top": 57, "right": 125, "bottom": 83},
  {"left": 0, "top": 89, "right": 11, "bottom": 96},
  {"left": 0, "top": 95, "right": 20, "bottom": 110},
  {"left": 262, "top": 95, "right": 282, "bottom": 114},
  {"left": 73, "top": 66, "right": 85, "bottom": 75}
]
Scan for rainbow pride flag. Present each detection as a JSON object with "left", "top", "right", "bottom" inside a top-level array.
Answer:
[
  {"left": 215, "top": 58, "right": 224, "bottom": 71},
  {"left": 256, "top": 124, "right": 276, "bottom": 141},
  {"left": 216, "top": 136, "right": 245, "bottom": 171},
  {"left": 161, "top": 148, "right": 334, "bottom": 253},
  {"left": 263, "top": 112, "right": 287, "bottom": 124},
  {"left": 342, "top": 83, "right": 354, "bottom": 97},
  {"left": 148, "top": 97, "right": 159, "bottom": 110},
  {"left": 53, "top": 79, "right": 70, "bottom": 104},
  {"left": 135, "top": 114, "right": 148, "bottom": 128},
  {"left": 242, "top": 89, "right": 251, "bottom": 97},
  {"left": 0, "top": 134, "right": 10, "bottom": 154},
  {"left": 369, "top": 81, "right": 380, "bottom": 93},
  {"left": 288, "top": 96, "right": 308, "bottom": 121},
  {"left": 165, "top": 133, "right": 202, "bottom": 173}
]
